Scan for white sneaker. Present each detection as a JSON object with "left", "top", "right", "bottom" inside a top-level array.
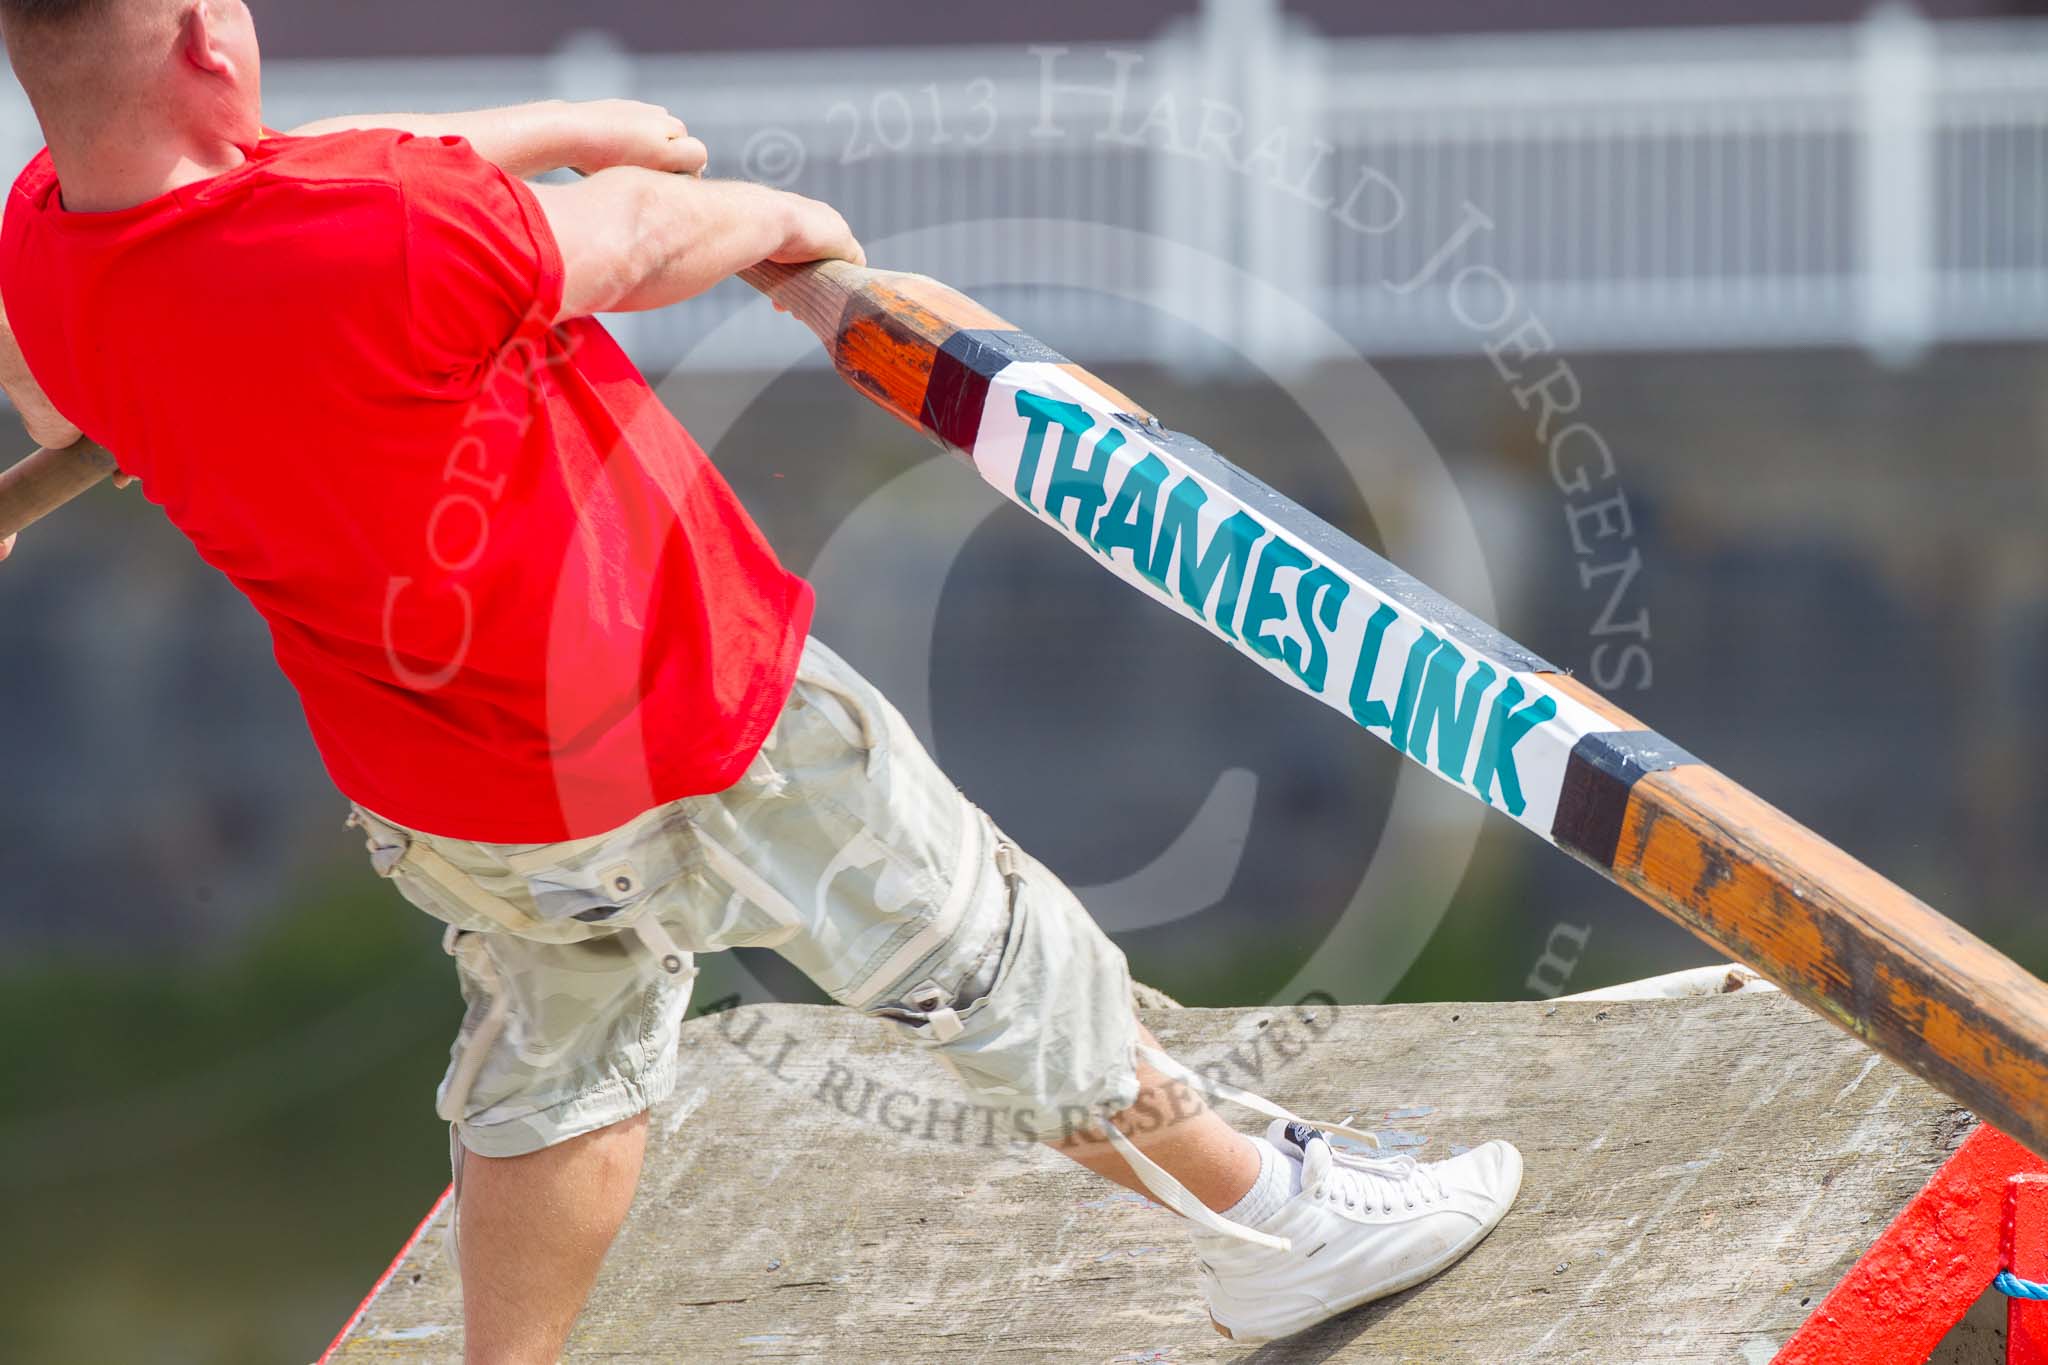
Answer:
[{"left": 1195, "top": 1120, "right": 1524, "bottom": 1343}]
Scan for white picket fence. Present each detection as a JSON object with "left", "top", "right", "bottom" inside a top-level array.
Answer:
[{"left": 2, "top": 0, "right": 2042, "bottom": 372}]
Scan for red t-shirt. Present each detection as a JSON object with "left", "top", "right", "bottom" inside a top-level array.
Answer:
[{"left": 1, "top": 130, "right": 812, "bottom": 841}]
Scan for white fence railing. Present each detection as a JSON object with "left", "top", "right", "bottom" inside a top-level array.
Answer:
[{"left": 1, "top": 0, "right": 2042, "bottom": 373}]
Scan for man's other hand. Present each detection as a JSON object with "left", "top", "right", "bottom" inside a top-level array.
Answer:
[
  {"left": 570, "top": 101, "right": 710, "bottom": 178},
  {"left": 772, "top": 196, "right": 866, "bottom": 269}
]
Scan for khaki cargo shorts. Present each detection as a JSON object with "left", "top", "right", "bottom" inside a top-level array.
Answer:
[{"left": 351, "top": 638, "right": 1141, "bottom": 1158}]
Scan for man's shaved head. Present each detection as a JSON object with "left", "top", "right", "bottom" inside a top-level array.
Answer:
[
  {"left": 1, "top": 0, "right": 176, "bottom": 69},
  {"left": 4, "top": 0, "right": 262, "bottom": 205},
  {"left": 3, "top": 0, "right": 180, "bottom": 117},
  {"left": 0, "top": 0, "right": 117, "bottom": 25}
]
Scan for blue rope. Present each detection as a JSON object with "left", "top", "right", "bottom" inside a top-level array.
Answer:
[{"left": 1995, "top": 1270, "right": 2048, "bottom": 1301}]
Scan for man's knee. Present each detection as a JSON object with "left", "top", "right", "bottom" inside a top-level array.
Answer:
[{"left": 862, "top": 834, "right": 1143, "bottom": 1142}]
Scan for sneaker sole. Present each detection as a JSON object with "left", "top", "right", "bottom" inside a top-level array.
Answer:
[{"left": 1208, "top": 1148, "right": 1525, "bottom": 1344}]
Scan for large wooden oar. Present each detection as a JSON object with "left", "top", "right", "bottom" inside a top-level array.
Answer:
[
  {"left": 0, "top": 434, "right": 116, "bottom": 538},
  {"left": 8, "top": 259, "right": 2046, "bottom": 1155}
]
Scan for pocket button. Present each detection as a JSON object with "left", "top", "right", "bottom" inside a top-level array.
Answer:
[{"left": 904, "top": 981, "right": 967, "bottom": 1043}]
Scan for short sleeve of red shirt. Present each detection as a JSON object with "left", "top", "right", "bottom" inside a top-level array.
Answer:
[{"left": 389, "top": 135, "right": 565, "bottom": 379}]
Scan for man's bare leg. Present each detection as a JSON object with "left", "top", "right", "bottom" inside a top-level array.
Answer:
[
  {"left": 1052, "top": 1023, "right": 1261, "bottom": 1213},
  {"left": 453, "top": 1025, "right": 1254, "bottom": 1362},
  {"left": 456, "top": 1113, "right": 649, "bottom": 1365}
]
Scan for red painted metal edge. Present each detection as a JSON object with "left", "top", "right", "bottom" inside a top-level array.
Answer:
[
  {"left": 1774, "top": 1126, "right": 2048, "bottom": 1365},
  {"left": 316, "top": 1183, "right": 456, "bottom": 1364},
  {"left": 2005, "top": 1174, "right": 2048, "bottom": 1365}
]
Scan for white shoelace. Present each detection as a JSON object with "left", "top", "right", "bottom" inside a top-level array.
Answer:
[
  {"left": 1101, "top": 1043, "right": 1387, "bottom": 1251},
  {"left": 1302, "top": 1138, "right": 1448, "bottom": 1217}
]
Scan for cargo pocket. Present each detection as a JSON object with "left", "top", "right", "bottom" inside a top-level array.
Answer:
[
  {"left": 496, "top": 804, "right": 711, "bottom": 984},
  {"left": 437, "top": 925, "right": 513, "bottom": 1125},
  {"left": 499, "top": 800, "right": 700, "bottom": 931},
  {"left": 867, "top": 837, "right": 1023, "bottom": 1047},
  {"left": 770, "top": 642, "right": 973, "bottom": 974}
]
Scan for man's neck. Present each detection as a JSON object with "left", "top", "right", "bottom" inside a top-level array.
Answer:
[{"left": 47, "top": 130, "right": 251, "bottom": 214}]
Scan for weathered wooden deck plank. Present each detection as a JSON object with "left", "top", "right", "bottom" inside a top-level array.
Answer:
[{"left": 332, "top": 993, "right": 1970, "bottom": 1363}]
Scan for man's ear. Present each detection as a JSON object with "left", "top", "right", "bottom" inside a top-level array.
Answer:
[{"left": 177, "top": 1, "right": 235, "bottom": 79}]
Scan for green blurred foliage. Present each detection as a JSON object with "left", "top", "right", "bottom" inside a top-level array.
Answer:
[{"left": 0, "top": 866, "right": 457, "bottom": 1365}]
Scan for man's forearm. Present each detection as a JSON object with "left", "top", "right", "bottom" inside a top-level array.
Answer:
[
  {"left": 535, "top": 171, "right": 840, "bottom": 320},
  {"left": 618, "top": 178, "right": 826, "bottom": 313},
  {"left": 288, "top": 103, "right": 589, "bottom": 179}
]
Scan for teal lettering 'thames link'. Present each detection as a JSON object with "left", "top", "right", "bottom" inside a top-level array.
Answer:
[
  {"left": 1347, "top": 602, "right": 1402, "bottom": 732},
  {"left": 1242, "top": 542, "right": 1351, "bottom": 693},
  {"left": 1349, "top": 602, "right": 1552, "bottom": 811},
  {"left": 1090, "top": 452, "right": 1167, "bottom": 571},
  {"left": 1008, "top": 388, "right": 1557, "bottom": 814},
  {"left": 1405, "top": 641, "right": 1498, "bottom": 781},
  {"left": 1047, "top": 421, "right": 1124, "bottom": 537},
  {"left": 1014, "top": 389, "right": 1129, "bottom": 540},
  {"left": 1013, "top": 391, "right": 1093, "bottom": 513},
  {"left": 1148, "top": 480, "right": 1264, "bottom": 639},
  {"left": 1242, "top": 538, "right": 1310, "bottom": 665},
  {"left": 1288, "top": 566, "right": 1349, "bottom": 692},
  {"left": 1385, "top": 627, "right": 1443, "bottom": 752},
  {"left": 1015, "top": 386, "right": 1269, "bottom": 638},
  {"left": 1013, "top": 389, "right": 1266, "bottom": 636},
  {"left": 1470, "top": 679, "right": 1558, "bottom": 817}
]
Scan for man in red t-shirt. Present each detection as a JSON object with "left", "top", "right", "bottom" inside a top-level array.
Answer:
[{"left": 0, "top": 1, "right": 1522, "bottom": 1357}]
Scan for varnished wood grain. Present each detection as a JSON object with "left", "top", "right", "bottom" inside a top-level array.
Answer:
[
  {"left": 736, "top": 259, "right": 870, "bottom": 346},
  {"left": 1524, "top": 672, "right": 2046, "bottom": 1159},
  {"left": 1611, "top": 763, "right": 2048, "bottom": 1158},
  {"left": 741, "top": 261, "right": 1015, "bottom": 436},
  {"left": 329, "top": 995, "right": 1973, "bottom": 1363}
]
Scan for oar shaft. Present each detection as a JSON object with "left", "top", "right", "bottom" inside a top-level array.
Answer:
[
  {"left": 757, "top": 258, "right": 2048, "bottom": 1158},
  {"left": 7, "top": 260, "right": 2043, "bottom": 1156},
  {"left": 0, "top": 438, "right": 118, "bottom": 539}
]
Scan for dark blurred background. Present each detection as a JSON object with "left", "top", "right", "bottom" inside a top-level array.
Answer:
[{"left": 4, "top": 0, "right": 2047, "bottom": 1360}]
